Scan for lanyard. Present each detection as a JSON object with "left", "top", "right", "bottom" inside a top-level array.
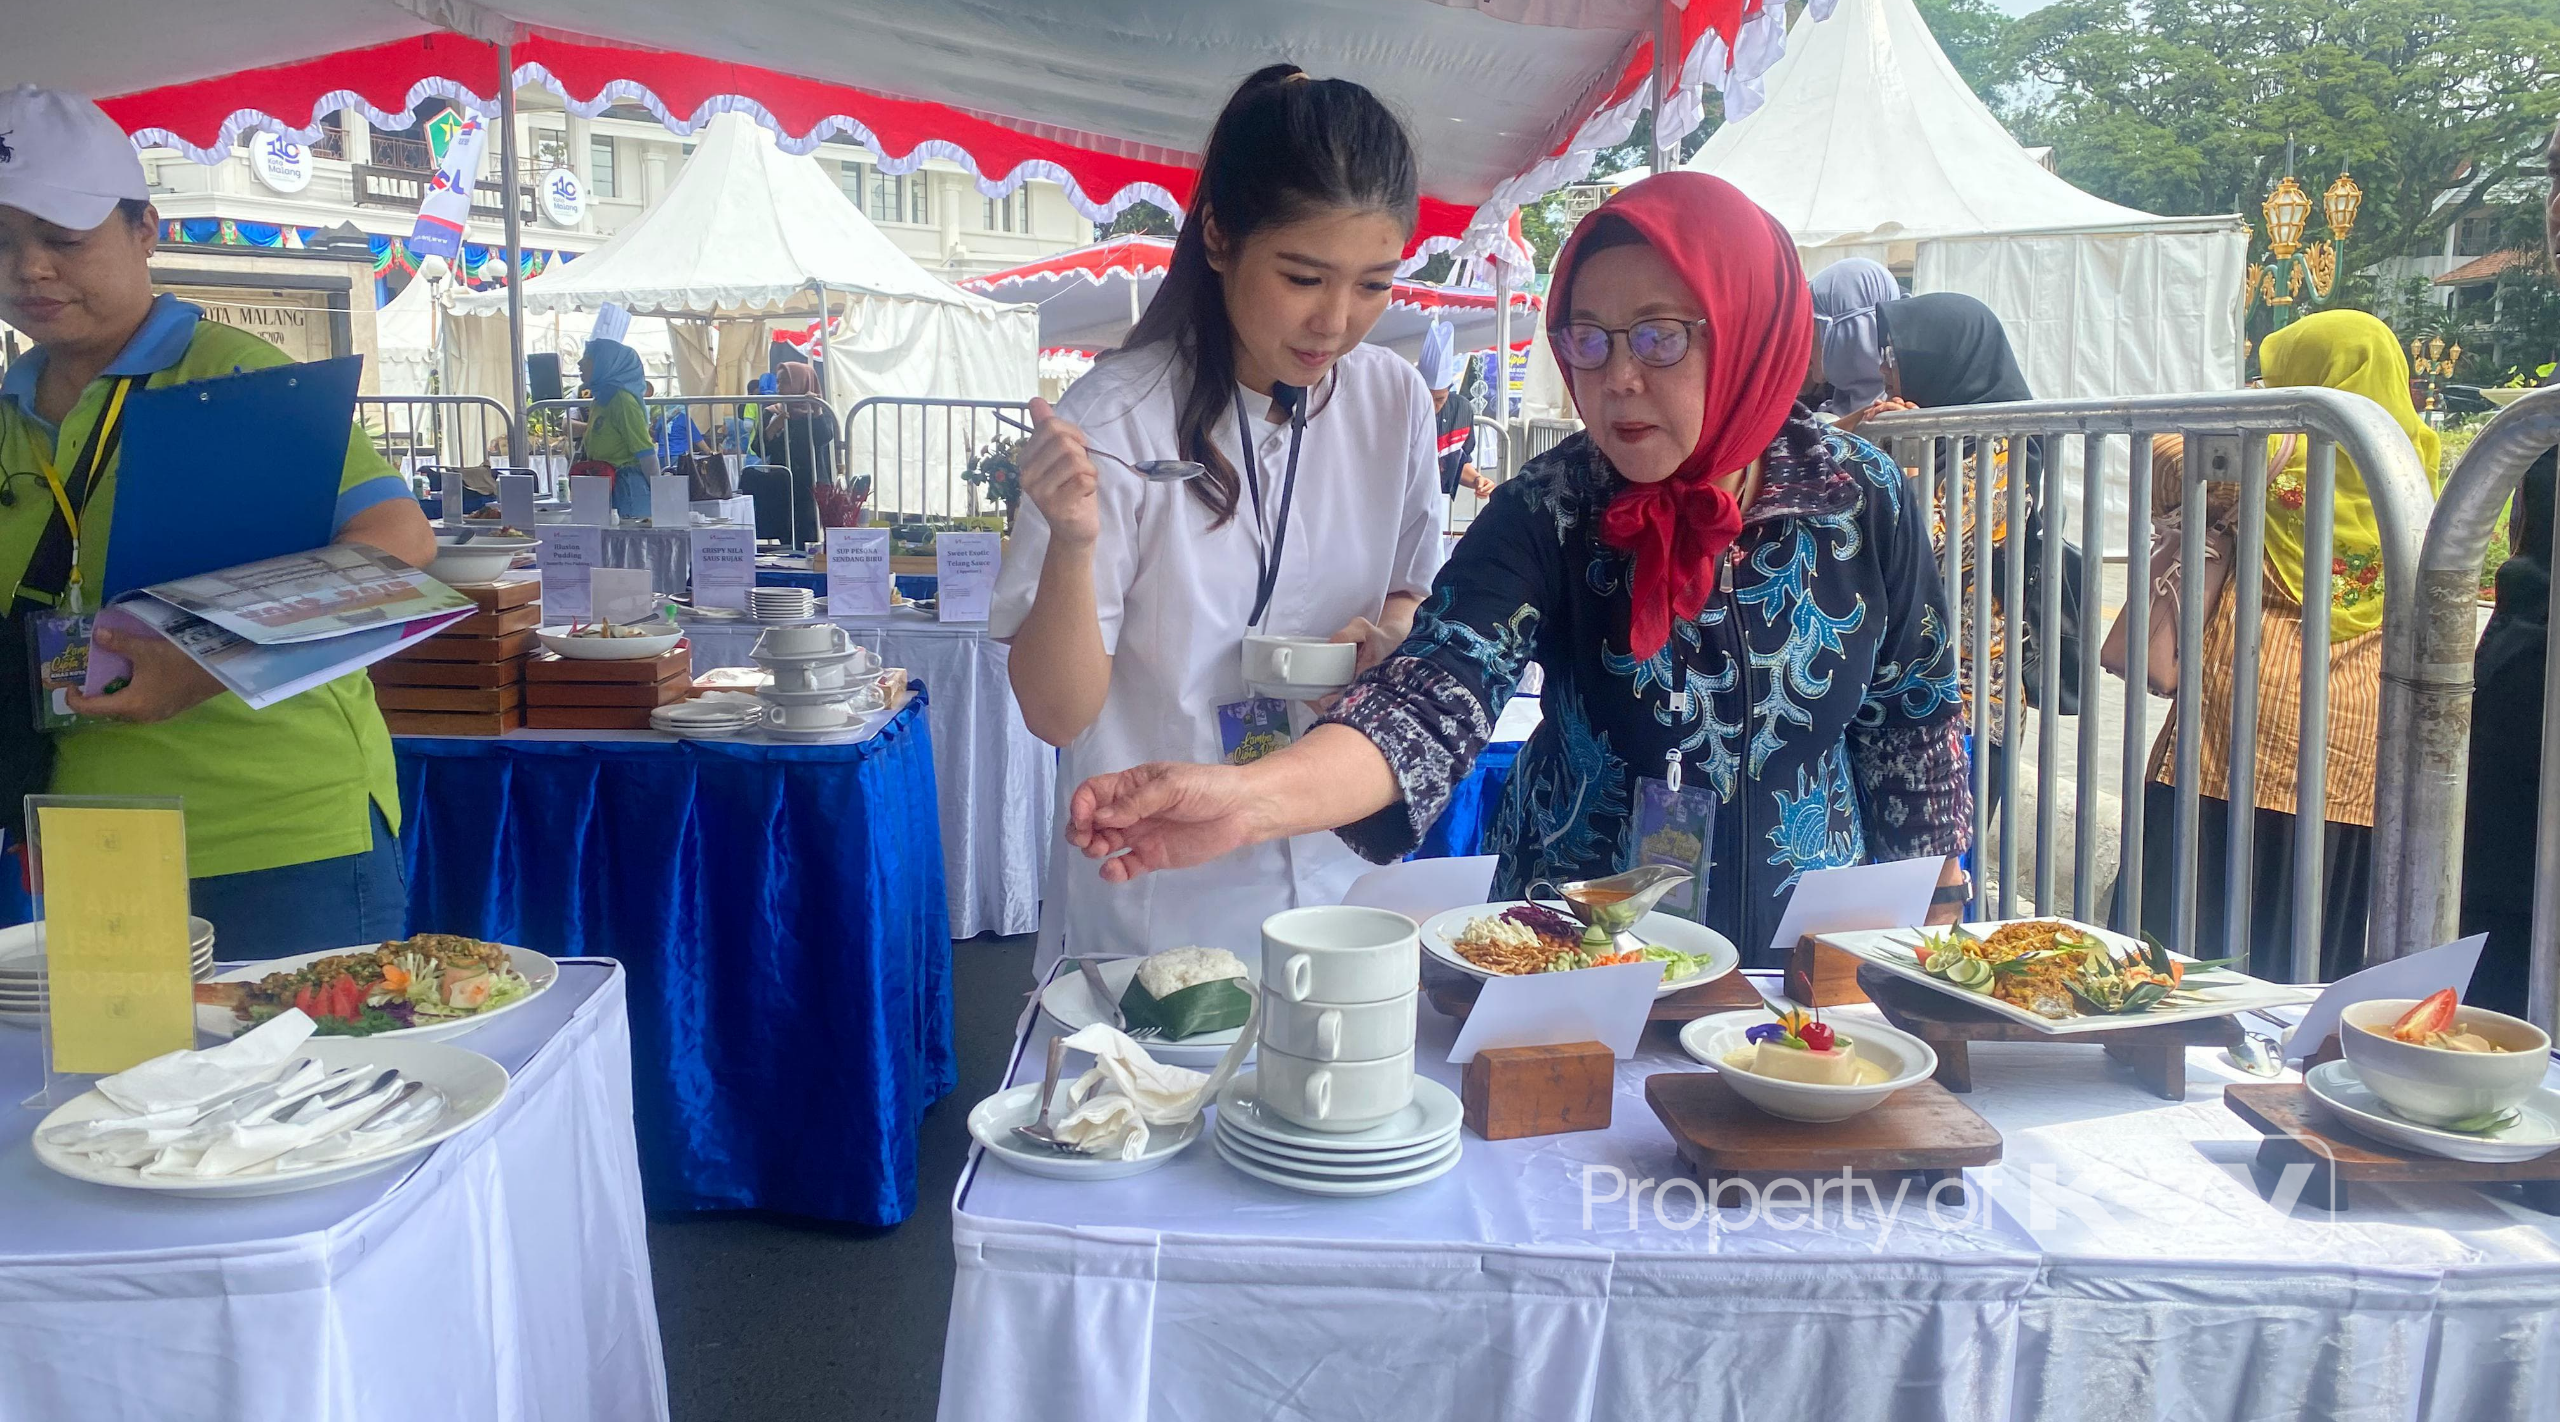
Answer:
[
  {"left": 1233, "top": 385, "right": 1307, "bottom": 628},
  {"left": 25, "top": 378, "right": 138, "bottom": 613}
]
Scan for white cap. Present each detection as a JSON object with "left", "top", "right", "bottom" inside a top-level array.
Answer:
[{"left": 0, "top": 85, "right": 149, "bottom": 230}]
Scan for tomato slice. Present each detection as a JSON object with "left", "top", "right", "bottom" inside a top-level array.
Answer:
[{"left": 2390, "top": 988, "right": 2458, "bottom": 1042}]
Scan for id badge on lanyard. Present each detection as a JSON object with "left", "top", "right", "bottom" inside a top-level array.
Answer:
[
  {"left": 22, "top": 380, "right": 139, "bottom": 731},
  {"left": 1217, "top": 386, "right": 1309, "bottom": 764},
  {"left": 1633, "top": 610, "right": 1723, "bottom": 919}
]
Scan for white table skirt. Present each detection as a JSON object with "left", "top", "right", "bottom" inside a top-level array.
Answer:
[
  {"left": 940, "top": 972, "right": 2560, "bottom": 1422},
  {"left": 686, "top": 608, "right": 1051, "bottom": 938},
  {"left": 0, "top": 962, "right": 669, "bottom": 1422}
]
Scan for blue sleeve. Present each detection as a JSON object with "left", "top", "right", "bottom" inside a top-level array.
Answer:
[{"left": 332, "top": 474, "right": 413, "bottom": 533}]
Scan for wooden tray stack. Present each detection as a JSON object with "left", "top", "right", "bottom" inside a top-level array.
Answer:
[
  {"left": 372, "top": 576, "right": 540, "bottom": 736},
  {"left": 524, "top": 646, "right": 694, "bottom": 731}
]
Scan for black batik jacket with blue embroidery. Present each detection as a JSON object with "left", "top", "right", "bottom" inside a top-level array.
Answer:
[{"left": 1324, "top": 413, "right": 1973, "bottom": 965}]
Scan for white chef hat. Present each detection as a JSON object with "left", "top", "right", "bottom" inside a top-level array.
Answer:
[
  {"left": 589, "top": 301, "right": 632, "bottom": 345},
  {"left": 1416, "top": 319, "right": 1458, "bottom": 391}
]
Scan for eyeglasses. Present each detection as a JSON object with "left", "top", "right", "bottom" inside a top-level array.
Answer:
[{"left": 1551, "top": 317, "right": 1710, "bottom": 371}]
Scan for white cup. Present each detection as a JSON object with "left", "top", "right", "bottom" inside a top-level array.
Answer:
[
  {"left": 1260, "top": 906, "right": 1419, "bottom": 1005},
  {"left": 1241, "top": 634, "right": 1358, "bottom": 690},
  {"left": 1258, "top": 989, "right": 1417, "bottom": 1063},
  {"left": 766, "top": 699, "right": 852, "bottom": 729},
  {"left": 1255, "top": 1042, "right": 1416, "bottom": 1132},
  {"left": 772, "top": 660, "right": 850, "bottom": 692},
  {"left": 757, "top": 622, "right": 849, "bottom": 658}
]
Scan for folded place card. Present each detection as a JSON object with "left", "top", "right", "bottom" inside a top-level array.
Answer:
[
  {"left": 498, "top": 473, "right": 537, "bottom": 530},
  {"left": 37, "top": 803, "right": 195, "bottom": 1076},
  {"left": 1447, "top": 959, "right": 1659, "bottom": 1064},
  {"left": 536, "top": 525, "right": 603, "bottom": 622},
  {"left": 936, "top": 532, "right": 1001, "bottom": 622},
  {"left": 650, "top": 474, "right": 692, "bottom": 530},
  {"left": 2282, "top": 934, "right": 2487, "bottom": 1060},
  {"left": 591, "top": 567, "right": 658, "bottom": 626},
  {"left": 690, "top": 526, "right": 757, "bottom": 610},
  {"left": 1765, "top": 855, "right": 1944, "bottom": 955},
  {"left": 568, "top": 475, "right": 615, "bottom": 527},
  {"left": 826, "top": 528, "right": 892, "bottom": 617}
]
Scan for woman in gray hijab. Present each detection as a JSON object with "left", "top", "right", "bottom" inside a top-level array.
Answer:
[{"left": 1808, "top": 257, "right": 1901, "bottom": 415}]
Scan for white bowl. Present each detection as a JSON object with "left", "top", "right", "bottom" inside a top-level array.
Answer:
[
  {"left": 426, "top": 537, "right": 532, "bottom": 587},
  {"left": 2339, "top": 999, "right": 2553, "bottom": 1127},
  {"left": 535, "top": 622, "right": 683, "bottom": 661},
  {"left": 1678, "top": 1010, "right": 1938, "bottom": 1123}
]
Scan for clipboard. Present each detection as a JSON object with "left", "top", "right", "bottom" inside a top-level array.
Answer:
[{"left": 100, "top": 356, "right": 362, "bottom": 599}]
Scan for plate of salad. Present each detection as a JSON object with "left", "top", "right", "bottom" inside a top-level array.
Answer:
[
  {"left": 194, "top": 934, "right": 556, "bottom": 1042},
  {"left": 1417, "top": 901, "right": 1738, "bottom": 998}
]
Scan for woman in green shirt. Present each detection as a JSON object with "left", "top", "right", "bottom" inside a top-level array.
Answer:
[
  {"left": 0, "top": 86, "right": 437, "bottom": 953},
  {"left": 578, "top": 337, "right": 659, "bottom": 519}
]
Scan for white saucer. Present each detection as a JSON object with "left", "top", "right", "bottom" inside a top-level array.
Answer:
[
  {"left": 1246, "top": 679, "right": 1351, "bottom": 703},
  {"left": 757, "top": 685, "right": 883, "bottom": 709},
  {"left": 1037, "top": 958, "right": 1245, "bottom": 1068},
  {"left": 1216, "top": 1119, "right": 1457, "bottom": 1175},
  {"left": 967, "top": 1081, "right": 1204, "bottom": 1180},
  {"left": 750, "top": 646, "right": 864, "bottom": 665},
  {"left": 759, "top": 721, "right": 876, "bottom": 743},
  {"left": 1215, "top": 1071, "right": 1461, "bottom": 1153},
  {"left": 1211, "top": 1131, "right": 1461, "bottom": 1196},
  {"left": 2305, "top": 1060, "right": 2560, "bottom": 1165}
]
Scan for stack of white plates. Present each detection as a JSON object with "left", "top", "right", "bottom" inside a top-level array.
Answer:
[
  {"left": 0, "top": 918, "right": 217, "bottom": 1025},
  {"left": 1211, "top": 1070, "right": 1463, "bottom": 1197},
  {"left": 651, "top": 693, "right": 765, "bottom": 740},
  {"left": 749, "top": 587, "right": 817, "bottom": 622}
]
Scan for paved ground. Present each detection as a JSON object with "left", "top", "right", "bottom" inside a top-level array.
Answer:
[{"left": 647, "top": 935, "right": 1033, "bottom": 1422}]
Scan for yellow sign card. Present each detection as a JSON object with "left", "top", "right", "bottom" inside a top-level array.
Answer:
[{"left": 39, "top": 805, "right": 195, "bottom": 1075}]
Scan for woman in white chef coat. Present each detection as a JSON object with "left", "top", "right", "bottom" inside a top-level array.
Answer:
[{"left": 991, "top": 64, "right": 1444, "bottom": 975}]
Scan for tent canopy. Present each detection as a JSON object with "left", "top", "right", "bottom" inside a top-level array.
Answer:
[
  {"left": 1686, "top": 0, "right": 2169, "bottom": 249},
  {"left": 51, "top": 1, "right": 1819, "bottom": 271},
  {"left": 449, "top": 114, "right": 1039, "bottom": 405},
  {"left": 452, "top": 113, "right": 1019, "bottom": 319},
  {"left": 961, "top": 237, "right": 1543, "bottom": 360}
]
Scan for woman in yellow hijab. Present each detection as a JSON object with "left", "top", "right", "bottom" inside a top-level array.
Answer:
[{"left": 2128, "top": 309, "right": 2435, "bottom": 981}]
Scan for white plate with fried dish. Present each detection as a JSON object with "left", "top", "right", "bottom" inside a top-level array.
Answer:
[
  {"left": 1814, "top": 919, "right": 2315, "bottom": 1035},
  {"left": 195, "top": 937, "right": 556, "bottom": 1043},
  {"left": 1418, "top": 901, "right": 1737, "bottom": 999}
]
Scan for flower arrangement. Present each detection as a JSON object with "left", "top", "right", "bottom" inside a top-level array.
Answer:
[{"left": 963, "top": 437, "right": 1025, "bottom": 527}]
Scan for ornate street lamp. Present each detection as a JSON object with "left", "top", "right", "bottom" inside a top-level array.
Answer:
[
  {"left": 2410, "top": 334, "right": 2463, "bottom": 422},
  {"left": 2253, "top": 170, "right": 2361, "bottom": 329}
]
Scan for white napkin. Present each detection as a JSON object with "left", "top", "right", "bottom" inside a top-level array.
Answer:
[
  {"left": 94, "top": 1009, "right": 317, "bottom": 1114},
  {"left": 1051, "top": 1025, "right": 1211, "bottom": 1158}
]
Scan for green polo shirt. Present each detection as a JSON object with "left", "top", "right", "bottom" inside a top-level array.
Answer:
[{"left": 0, "top": 296, "right": 414, "bottom": 878}]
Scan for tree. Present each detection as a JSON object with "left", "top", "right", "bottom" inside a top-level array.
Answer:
[
  {"left": 1915, "top": 0, "right": 2021, "bottom": 112},
  {"left": 1515, "top": 106, "right": 1722, "bottom": 272},
  {"left": 1096, "top": 200, "right": 1176, "bottom": 240},
  {"left": 2005, "top": 0, "right": 2560, "bottom": 271}
]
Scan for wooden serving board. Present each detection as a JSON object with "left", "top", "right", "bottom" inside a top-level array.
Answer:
[
  {"left": 2224, "top": 1084, "right": 2560, "bottom": 1214},
  {"left": 524, "top": 647, "right": 692, "bottom": 683},
  {"left": 1855, "top": 965, "right": 2233, "bottom": 1101},
  {"left": 1645, "top": 1071, "right": 2001, "bottom": 1206},
  {"left": 1421, "top": 956, "right": 1766, "bottom": 1024}
]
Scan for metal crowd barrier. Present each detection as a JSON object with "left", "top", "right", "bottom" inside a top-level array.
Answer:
[
  {"left": 2411, "top": 385, "right": 2560, "bottom": 1030},
  {"left": 356, "top": 396, "right": 518, "bottom": 482},
  {"left": 1521, "top": 417, "right": 1581, "bottom": 465},
  {"left": 1861, "top": 389, "right": 2438, "bottom": 976},
  {"left": 842, "top": 396, "right": 1032, "bottom": 519}
]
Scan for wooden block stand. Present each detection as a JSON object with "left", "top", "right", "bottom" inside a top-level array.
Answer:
[
  {"left": 374, "top": 578, "right": 539, "bottom": 736},
  {"left": 523, "top": 647, "right": 692, "bottom": 731},
  {"left": 1855, "top": 964, "right": 2231, "bottom": 1101},
  {"left": 1645, "top": 1070, "right": 2002, "bottom": 1208},
  {"left": 1421, "top": 955, "right": 1766, "bottom": 1026},
  {"left": 1786, "top": 935, "right": 1873, "bottom": 1006},
  {"left": 2224, "top": 1084, "right": 2560, "bottom": 1215},
  {"left": 1462, "top": 1041, "right": 1614, "bottom": 1140}
]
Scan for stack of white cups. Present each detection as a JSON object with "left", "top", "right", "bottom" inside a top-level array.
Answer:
[{"left": 1253, "top": 907, "right": 1420, "bottom": 1132}]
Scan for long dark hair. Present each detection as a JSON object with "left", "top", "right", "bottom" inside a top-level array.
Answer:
[{"left": 1120, "top": 64, "right": 1418, "bottom": 526}]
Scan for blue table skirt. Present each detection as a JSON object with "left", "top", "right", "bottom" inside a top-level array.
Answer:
[
  {"left": 1413, "top": 741, "right": 1520, "bottom": 860},
  {"left": 393, "top": 695, "right": 957, "bottom": 1225}
]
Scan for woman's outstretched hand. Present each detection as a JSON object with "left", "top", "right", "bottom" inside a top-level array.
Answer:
[{"left": 1068, "top": 761, "right": 1264, "bottom": 883}]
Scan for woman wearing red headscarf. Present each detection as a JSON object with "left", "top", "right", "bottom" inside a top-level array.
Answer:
[{"left": 1062, "top": 175, "right": 1973, "bottom": 958}]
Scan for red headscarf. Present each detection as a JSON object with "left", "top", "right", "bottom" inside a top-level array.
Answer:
[{"left": 1549, "top": 173, "right": 1812, "bottom": 659}]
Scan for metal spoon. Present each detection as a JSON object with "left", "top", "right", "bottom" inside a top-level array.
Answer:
[
  {"left": 1010, "top": 1037, "right": 1078, "bottom": 1153},
  {"left": 2226, "top": 1011, "right": 2287, "bottom": 1078},
  {"left": 1088, "top": 447, "right": 1205, "bottom": 483}
]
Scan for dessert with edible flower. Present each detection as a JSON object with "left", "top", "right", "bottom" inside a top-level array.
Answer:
[{"left": 1724, "top": 1007, "right": 1889, "bottom": 1086}]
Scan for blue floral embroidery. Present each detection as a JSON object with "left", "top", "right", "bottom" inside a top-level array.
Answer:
[
  {"left": 1397, "top": 586, "right": 1539, "bottom": 692},
  {"left": 1764, "top": 743, "right": 1864, "bottom": 891},
  {"left": 1491, "top": 679, "right": 1631, "bottom": 889},
  {"left": 1735, "top": 526, "right": 1867, "bottom": 775},
  {"left": 1859, "top": 603, "right": 1959, "bottom": 726}
]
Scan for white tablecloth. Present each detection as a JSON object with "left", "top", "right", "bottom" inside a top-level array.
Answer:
[
  {"left": 941, "top": 972, "right": 2560, "bottom": 1422},
  {"left": 0, "top": 962, "right": 668, "bottom": 1422},
  {"left": 685, "top": 608, "right": 1051, "bottom": 938}
]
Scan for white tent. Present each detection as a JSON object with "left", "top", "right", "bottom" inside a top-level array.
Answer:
[
  {"left": 1686, "top": 0, "right": 2250, "bottom": 542},
  {"left": 452, "top": 113, "right": 1038, "bottom": 412},
  {"left": 376, "top": 274, "right": 677, "bottom": 399}
]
